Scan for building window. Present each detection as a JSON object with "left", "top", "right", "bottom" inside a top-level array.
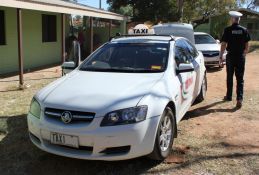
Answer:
[
  {"left": 42, "top": 14, "right": 57, "bottom": 42},
  {"left": 0, "top": 10, "right": 6, "bottom": 45}
]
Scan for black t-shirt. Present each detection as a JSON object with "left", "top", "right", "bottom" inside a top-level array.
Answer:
[{"left": 221, "top": 23, "right": 251, "bottom": 55}]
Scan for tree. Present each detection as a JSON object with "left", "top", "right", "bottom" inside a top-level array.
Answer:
[
  {"left": 107, "top": 0, "right": 237, "bottom": 26},
  {"left": 183, "top": 0, "right": 237, "bottom": 28},
  {"left": 108, "top": 4, "right": 133, "bottom": 16},
  {"left": 237, "top": 0, "right": 259, "bottom": 10},
  {"left": 107, "top": 0, "right": 179, "bottom": 22}
]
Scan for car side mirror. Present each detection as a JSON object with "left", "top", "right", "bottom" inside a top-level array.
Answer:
[
  {"left": 62, "top": 61, "right": 76, "bottom": 69},
  {"left": 61, "top": 61, "right": 76, "bottom": 75},
  {"left": 176, "top": 63, "right": 194, "bottom": 74},
  {"left": 216, "top": 39, "right": 220, "bottom": 44}
]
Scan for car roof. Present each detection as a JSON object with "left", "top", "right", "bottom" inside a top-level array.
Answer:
[
  {"left": 110, "top": 35, "right": 175, "bottom": 44},
  {"left": 194, "top": 32, "right": 210, "bottom": 35}
]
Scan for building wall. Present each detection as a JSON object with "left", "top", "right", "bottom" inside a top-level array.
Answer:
[
  {"left": 0, "top": 7, "right": 19, "bottom": 74},
  {"left": 194, "top": 14, "right": 259, "bottom": 41},
  {"left": 240, "top": 18, "right": 259, "bottom": 40},
  {"left": 0, "top": 7, "right": 61, "bottom": 75},
  {"left": 22, "top": 10, "right": 61, "bottom": 72}
]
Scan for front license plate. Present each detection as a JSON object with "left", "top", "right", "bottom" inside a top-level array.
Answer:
[{"left": 50, "top": 133, "right": 79, "bottom": 148}]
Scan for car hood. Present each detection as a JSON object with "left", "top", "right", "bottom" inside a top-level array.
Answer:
[
  {"left": 37, "top": 70, "right": 164, "bottom": 117},
  {"left": 195, "top": 43, "right": 220, "bottom": 51}
]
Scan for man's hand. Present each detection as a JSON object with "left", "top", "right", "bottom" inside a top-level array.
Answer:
[
  {"left": 219, "top": 55, "right": 223, "bottom": 62},
  {"left": 244, "top": 42, "right": 249, "bottom": 58},
  {"left": 219, "top": 55, "right": 224, "bottom": 68}
]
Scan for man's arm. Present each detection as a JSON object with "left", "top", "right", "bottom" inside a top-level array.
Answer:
[
  {"left": 219, "top": 42, "right": 227, "bottom": 61},
  {"left": 244, "top": 42, "right": 249, "bottom": 56}
]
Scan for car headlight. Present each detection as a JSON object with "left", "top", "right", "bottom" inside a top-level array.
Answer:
[
  {"left": 100, "top": 106, "right": 148, "bottom": 127},
  {"left": 29, "top": 98, "right": 41, "bottom": 119}
]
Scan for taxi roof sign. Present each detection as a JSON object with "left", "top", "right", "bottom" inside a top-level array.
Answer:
[{"left": 128, "top": 24, "right": 155, "bottom": 35}]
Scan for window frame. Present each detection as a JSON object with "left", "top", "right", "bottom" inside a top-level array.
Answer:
[
  {"left": 183, "top": 39, "right": 199, "bottom": 59},
  {"left": 0, "top": 10, "right": 6, "bottom": 45},
  {"left": 42, "top": 14, "right": 57, "bottom": 43},
  {"left": 174, "top": 39, "right": 194, "bottom": 66}
]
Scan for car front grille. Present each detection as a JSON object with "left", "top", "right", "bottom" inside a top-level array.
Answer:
[
  {"left": 44, "top": 108, "right": 95, "bottom": 124},
  {"left": 202, "top": 51, "right": 219, "bottom": 57}
]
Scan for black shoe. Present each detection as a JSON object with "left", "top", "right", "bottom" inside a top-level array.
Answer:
[
  {"left": 223, "top": 96, "right": 232, "bottom": 101},
  {"left": 236, "top": 100, "right": 243, "bottom": 109}
]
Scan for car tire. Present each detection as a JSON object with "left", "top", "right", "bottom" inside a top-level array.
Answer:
[
  {"left": 148, "top": 107, "right": 175, "bottom": 160},
  {"left": 196, "top": 74, "right": 207, "bottom": 103}
]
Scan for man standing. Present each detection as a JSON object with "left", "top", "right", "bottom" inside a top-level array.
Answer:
[{"left": 220, "top": 11, "right": 251, "bottom": 108}]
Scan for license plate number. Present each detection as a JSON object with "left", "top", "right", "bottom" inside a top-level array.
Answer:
[{"left": 50, "top": 133, "right": 79, "bottom": 148}]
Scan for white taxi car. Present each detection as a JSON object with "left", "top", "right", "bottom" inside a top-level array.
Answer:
[
  {"left": 194, "top": 32, "right": 226, "bottom": 68},
  {"left": 28, "top": 28, "right": 207, "bottom": 161}
]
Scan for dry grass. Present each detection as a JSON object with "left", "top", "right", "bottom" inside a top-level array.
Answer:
[
  {"left": 1, "top": 54, "right": 259, "bottom": 175},
  {"left": 249, "top": 41, "right": 259, "bottom": 53}
]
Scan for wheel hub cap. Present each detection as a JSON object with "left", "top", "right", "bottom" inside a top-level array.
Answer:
[{"left": 159, "top": 115, "right": 172, "bottom": 151}]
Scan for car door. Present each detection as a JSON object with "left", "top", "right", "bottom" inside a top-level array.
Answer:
[
  {"left": 174, "top": 39, "right": 197, "bottom": 117},
  {"left": 183, "top": 39, "right": 203, "bottom": 99}
]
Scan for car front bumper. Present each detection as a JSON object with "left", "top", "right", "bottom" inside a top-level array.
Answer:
[
  {"left": 27, "top": 113, "right": 160, "bottom": 161},
  {"left": 204, "top": 54, "right": 226, "bottom": 66}
]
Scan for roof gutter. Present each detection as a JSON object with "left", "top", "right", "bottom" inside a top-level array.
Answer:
[{"left": 0, "top": 0, "right": 125, "bottom": 21}]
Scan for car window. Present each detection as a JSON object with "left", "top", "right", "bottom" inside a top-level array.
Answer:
[
  {"left": 194, "top": 34, "right": 216, "bottom": 44},
  {"left": 80, "top": 43, "right": 169, "bottom": 73},
  {"left": 183, "top": 39, "right": 199, "bottom": 59},
  {"left": 174, "top": 39, "right": 192, "bottom": 66}
]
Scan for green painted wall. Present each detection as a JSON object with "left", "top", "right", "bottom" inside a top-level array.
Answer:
[
  {"left": 22, "top": 10, "right": 61, "bottom": 71},
  {"left": 241, "top": 18, "right": 259, "bottom": 40},
  {"left": 194, "top": 23, "right": 210, "bottom": 33},
  {"left": 0, "top": 7, "right": 18, "bottom": 74},
  {"left": 0, "top": 7, "right": 61, "bottom": 75},
  {"left": 195, "top": 15, "right": 259, "bottom": 41}
]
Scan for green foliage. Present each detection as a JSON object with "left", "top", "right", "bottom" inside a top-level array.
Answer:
[
  {"left": 183, "top": 0, "right": 237, "bottom": 25},
  {"left": 107, "top": 0, "right": 237, "bottom": 25},
  {"left": 210, "top": 14, "right": 231, "bottom": 39},
  {"left": 107, "top": 0, "right": 179, "bottom": 22},
  {"left": 108, "top": 4, "right": 133, "bottom": 16},
  {"left": 237, "top": 0, "right": 259, "bottom": 9}
]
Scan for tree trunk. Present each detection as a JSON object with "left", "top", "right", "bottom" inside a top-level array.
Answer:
[{"left": 177, "top": 0, "right": 184, "bottom": 22}]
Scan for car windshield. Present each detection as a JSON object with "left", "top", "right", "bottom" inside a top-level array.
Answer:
[
  {"left": 194, "top": 34, "right": 216, "bottom": 44},
  {"left": 80, "top": 43, "right": 169, "bottom": 73}
]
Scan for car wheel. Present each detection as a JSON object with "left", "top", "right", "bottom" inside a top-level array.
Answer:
[
  {"left": 196, "top": 74, "right": 207, "bottom": 103},
  {"left": 148, "top": 107, "right": 175, "bottom": 160}
]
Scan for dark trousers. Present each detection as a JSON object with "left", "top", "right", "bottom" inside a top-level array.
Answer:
[{"left": 226, "top": 54, "right": 246, "bottom": 101}]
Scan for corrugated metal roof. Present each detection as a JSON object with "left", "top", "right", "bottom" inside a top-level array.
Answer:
[
  {"left": 238, "top": 8, "right": 259, "bottom": 16},
  {"left": 0, "top": 0, "right": 125, "bottom": 20}
]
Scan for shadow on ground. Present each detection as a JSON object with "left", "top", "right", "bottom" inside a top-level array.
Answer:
[
  {"left": 184, "top": 100, "right": 238, "bottom": 120},
  {"left": 206, "top": 66, "right": 223, "bottom": 73},
  {"left": 0, "top": 115, "right": 161, "bottom": 175},
  {"left": 1, "top": 115, "right": 258, "bottom": 175}
]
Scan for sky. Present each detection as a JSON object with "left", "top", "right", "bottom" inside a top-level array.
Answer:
[{"left": 77, "top": 0, "right": 109, "bottom": 10}]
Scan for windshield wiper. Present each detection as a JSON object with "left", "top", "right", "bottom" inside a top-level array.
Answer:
[{"left": 80, "top": 67, "right": 164, "bottom": 73}]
